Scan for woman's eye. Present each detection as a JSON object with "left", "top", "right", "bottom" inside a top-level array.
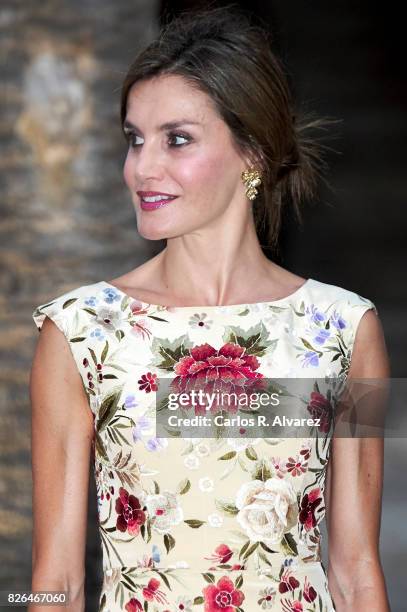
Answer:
[
  {"left": 125, "top": 131, "right": 190, "bottom": 148},
  {"left": 126, "top": 133, "right": 142, "bottom": 148},
  {"left": 168, "top": 133, "right": 190, "bottom": 147}
]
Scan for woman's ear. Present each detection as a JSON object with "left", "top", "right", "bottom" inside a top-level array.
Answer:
[{"left": 243, "top": 140, "right": 266, "bottom": 173}]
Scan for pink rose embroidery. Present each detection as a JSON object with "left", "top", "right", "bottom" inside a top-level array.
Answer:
[
  {"left": 203, "top": 575, "right": 245, "bottom": 611},
  {"left": 115, "top": 486, "right": 146, "bottom": 535}
]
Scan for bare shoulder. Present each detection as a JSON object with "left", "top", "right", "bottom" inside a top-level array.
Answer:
[
  {"left": 30, "top": 316, "right": 93, "bottom": 587},
  {"left": 349, "top": 308, "right": 390, "bottom": 377},
  {"left": 31, "top": 316, "right": 94, "bottom": 431},
  {"left": 107, "top": 255, "right": 162, "bottom": 297},
  {"left": 266, "top": 263, "right": 308, "bottom": 293}
]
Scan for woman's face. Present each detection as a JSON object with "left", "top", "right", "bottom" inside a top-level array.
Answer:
[{"left": 123, "top": 74, "right": 252, "bottom": 240}]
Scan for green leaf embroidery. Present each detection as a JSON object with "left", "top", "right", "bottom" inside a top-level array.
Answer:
[
  {"left": 218, "top": 451, "right": 237, "bottom": 461},
  {"left": 184, "top": 519, "right": 206, "bottom": 528},
  {"left": 214, "top": 499, "right": 239, "bottom": 515},
  {"left": 176, "top": 478, "right": 191, "bottom": 495}
]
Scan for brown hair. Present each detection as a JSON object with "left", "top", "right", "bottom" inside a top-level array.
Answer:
[{"left": 120, "top": 3, "right": 338, "bottom": 254}]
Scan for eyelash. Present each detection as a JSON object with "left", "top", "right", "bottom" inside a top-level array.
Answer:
[{"left": 124, "top": 131, "right": 191, "bottom": 149}]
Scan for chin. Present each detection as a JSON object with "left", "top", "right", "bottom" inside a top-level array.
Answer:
[
  {"left": 137, "top": 219, "right": 181, "bottom": 240},
  {"left": 137, "top": 226, "right": 168, "bottom": 241},
  {"left": 136, "top": 212, "right": 191, "bottom": 240}
]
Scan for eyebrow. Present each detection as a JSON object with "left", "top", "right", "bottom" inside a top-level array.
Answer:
[{"left": 123, "top": 118, "right": 202, "bottom": 131}]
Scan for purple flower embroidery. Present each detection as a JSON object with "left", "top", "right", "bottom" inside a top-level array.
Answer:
[
  {"left": 330, "top": 310, "right": 347, "bottom": 330},
  {"left": 145, "top": 437, "right": 167, "bottom": 452},
  {"left": 132, "top": 414, "right": 151, "bottom": 442},
  {"left": 124, "top": 394, "right": 138, "bottom": 410},
  {"left": 312, "top": 328, "right": 331, "bottom": 346},
  {"left": 301, "top": 351, "right": 320, "bottom": 367},
  {"left": 306, "top": 304, "right": 326, "bottom": 325}
]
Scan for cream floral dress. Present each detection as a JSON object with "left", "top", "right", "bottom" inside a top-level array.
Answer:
[{"left": 32, "top": 278, "right": 377, "bottom": 612}]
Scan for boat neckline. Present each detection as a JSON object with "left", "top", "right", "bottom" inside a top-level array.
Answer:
[{"left": 100, "top": 278, "right": 314, "bottom": 310}]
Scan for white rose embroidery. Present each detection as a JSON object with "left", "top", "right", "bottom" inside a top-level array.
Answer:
[
  {"left": 145, "top": 491, "right": 184, "bottom": 534},
  {"left": 199, "top": 476, "right": 214, "bottom": 492},
  {"left": 195, "top": 442, "right": 210, "bottom": 457},
  {"left": 227, "top": 438, "right": 261, "bottom": 451},
  {"left": 184, "top": 454, "right": 200, "bottom": 469},
  {"left": 208, "top": 513, "right": 224, "bottom": 527},
  {"left": 235, "top": 478, "right": 298, "bottom": 544}
]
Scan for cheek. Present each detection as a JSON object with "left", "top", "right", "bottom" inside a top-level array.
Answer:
[
  {"left": 122, "top": 152, "right": 133, "bottom": 187},
  {"left": 178, "top": 151, "right": 228, "bottom": 194}
]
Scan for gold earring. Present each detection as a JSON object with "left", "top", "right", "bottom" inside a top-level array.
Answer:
[{"left": 241, "top": 167, "right": 262, "bottom": 201}]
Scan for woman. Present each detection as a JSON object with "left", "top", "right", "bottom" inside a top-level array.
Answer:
[{"left": 30, "top": 6, "right": 390, "bottom": 611}]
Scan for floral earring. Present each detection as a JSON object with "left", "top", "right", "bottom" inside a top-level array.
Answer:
[{"left": 241, "top": 167, "right": 262, "bottom": 201}]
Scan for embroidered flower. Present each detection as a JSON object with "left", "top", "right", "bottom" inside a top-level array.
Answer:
[
  {"left": 145, "top": 491, "right": 184, "bottom": 534},
  {"left": 299, "top": 439, "right": 312, "bottom": 461},
  {"left": 138, "top": 371, "right": 158, "bottom": 392},
  {"left": 227, "top": 438, "right": 261, "bottom": 451},
  {"left": 207, "top": 513, "right": 224, "bottom": 527},
  {"left": 271, "top": 456, "right": 288, "bottom": 478},
  {"left": 130, "top": 299, "right": 149, "bottom": 315},
  {"left": 95, "top": 461, "right": 115, "bottom": 506},
  {"left": 96, "top": 306, "right": 126, "bottom": 331},
  {"left": 188, "top": 312, "right": 213, "bottom": 329},
  {"left": 90, "top": 327, "right": 107, "bottom": 342},
  {"left": 132, "top": 414, "right": 151, "bottom": 441},
  {"left": 235, "top": 478, "right": 298, "bottom": 544},
  {"left": 299, "top": 487, "right": 323, "bottom": 531},
  {"left": 145, "top": 437, "right": 168, "bottom": 452},
  {"left": 115, "top": 487, "right": 146, "bottom": 535},
  {"left": 130, "top": 316, "right": 153, "bottom": 340},
  {"left": 124, "top": 596, "right": 143, "bottom": 611},
  {"left": 202, "top": 575, "right": 245, "bottom": 611},
  {"left": 124, "top": 393, "right": 138, "bottom": 410},
  {"left": 303, "top": 576, "right": 317, "bottom": 602},
  {"left": 204, "top": 543, "right": 233, "bottom": 564},
  {"left": 305, "top": 304, "right": 326, "bottom": 325},
  {"left": 174, "top": 595, "right": 193, "bottom": 611},
  {"left": 195, "top": 442, "right": 211, "bottom": 457},
  {"left": 281, "top": 599, "right": 303, "bottom": 612},
  {"left": 301, "top": 350, "right": 320, "bottom": 368},
  {"left": 258, "top": 585, "right": 277, "bottom": 608},
  {"left": 174, "top": 342, "right": 264, "bottom": 380},
  {"left": 199, "top": 476, "right": 214, "bottom": 492},
  {"left": 84, "top": 295, "right": 98, "bottom": 307},
  {"left": 307, "top": 391, "right": 332, "bottom": 433},
  {"left": 184, "top": 454, "right": 200, "bottom": 470},
  {"left": 311, "top": 327, "right": 332, "bottom": 346},
  {"left": 279, "top": 568, "right": 300, "bottom": 593},
  {"left": 102, "top": 287, "right": 122, "bottom": 305},
  {"left": 330, "top": 309, "right": 347, "bottom": 330},
  {"left": 285, "top": 454, "right": 308, "bottom": 477},
  {"left": 142, "top": 577, "right": 168, "bottom": 604}
]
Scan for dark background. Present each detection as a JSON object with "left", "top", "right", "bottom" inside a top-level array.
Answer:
[{"left": 0, "top": 0, "right": 405, "bottom": 610}]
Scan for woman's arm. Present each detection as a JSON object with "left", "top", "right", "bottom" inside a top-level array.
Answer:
[
  {"left": 325, "top": 308, "right": 391, "bottom": 611},
  {"left": 29, "top": 316, "right": 95, "bottom": 612}
]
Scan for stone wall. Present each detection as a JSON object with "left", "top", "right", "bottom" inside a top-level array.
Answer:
[{"left": 1, "top": 2, "right": 160, "bottom": 610}]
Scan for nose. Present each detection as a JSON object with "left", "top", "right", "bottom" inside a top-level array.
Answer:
[{"left": 129, "top": 141, "right": 164, "bottom": 183}]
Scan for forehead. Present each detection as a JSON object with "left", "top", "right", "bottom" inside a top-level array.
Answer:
[{"left": 125, "top": 74, "right": 216, "bottom": 126}]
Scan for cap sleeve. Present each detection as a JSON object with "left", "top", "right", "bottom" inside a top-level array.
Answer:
[
  {"left": 32, "top": 293, "right": 76, "bottom": 338},
  {"left": 31, "top": 289, "right": 97, "bottom": 421}
]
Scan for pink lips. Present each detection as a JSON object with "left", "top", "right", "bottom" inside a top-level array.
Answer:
[{"left": 140, "top": 196, "right": 178, "bottom": 211}]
